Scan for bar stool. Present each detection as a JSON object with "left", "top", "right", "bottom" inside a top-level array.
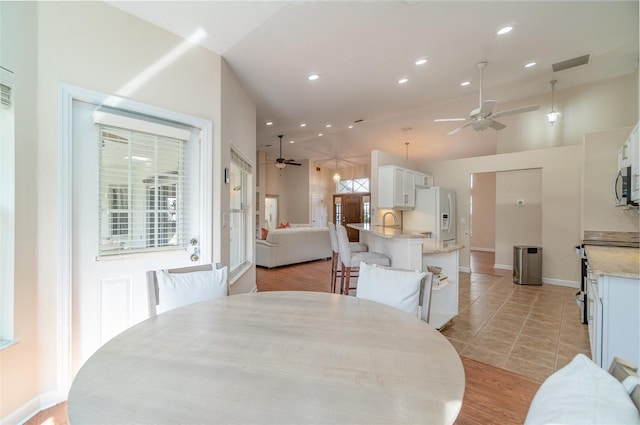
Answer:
[
  {"left": 327, "top": 222, "right": 367, "bottom": 293},
  {"left": 336, "top": 223, "right": 390, "bottom": 296}
]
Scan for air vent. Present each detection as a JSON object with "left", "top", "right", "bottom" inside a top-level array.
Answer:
[{"left": 552, "top": 54, "right": 590, "bottom": 72}]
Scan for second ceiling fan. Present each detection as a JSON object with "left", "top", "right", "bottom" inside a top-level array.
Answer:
[
  {"left": 274, "top": 135, "right": 301, "bottom": 169},
  {"left": 435, "top": 61, "right": 540, "bottom": 135}
]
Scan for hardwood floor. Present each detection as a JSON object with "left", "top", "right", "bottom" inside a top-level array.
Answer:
[{"left": 26, "top": 259, "right": 542, "bottom": 425}]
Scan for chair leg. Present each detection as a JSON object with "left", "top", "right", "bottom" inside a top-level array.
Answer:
[
  {"left": 330, "top": 252, "right": 337, "bottom": 293},
  {"left": 343, "top": 266, "right": 351, "bottom": 296},
  {"left": 340, "top": 264, "right": 346, "bottom": 295}
]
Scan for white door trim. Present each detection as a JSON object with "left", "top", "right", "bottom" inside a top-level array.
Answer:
[{"left": 57, "top": 83, "right": 213, "bottom": 397}]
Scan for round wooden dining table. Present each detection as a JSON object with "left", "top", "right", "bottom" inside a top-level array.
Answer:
[{"left": 68, "top": 291, "right": 465, "bottom": 424}]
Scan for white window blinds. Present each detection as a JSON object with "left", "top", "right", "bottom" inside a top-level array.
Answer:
[{"left": 94, "top": 109, "right": 195, "bottom": 256}]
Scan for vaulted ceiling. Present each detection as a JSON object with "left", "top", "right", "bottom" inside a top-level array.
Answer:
[{"left": 108, "top": 1, "right": 638, "bottom": 164}]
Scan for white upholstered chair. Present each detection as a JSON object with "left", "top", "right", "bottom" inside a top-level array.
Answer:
[
  {"left": 147, "top": 263, "right": 227, "bottom": 316},
  {"left": 356, "top": 261, "right": 432, "bottom": 321},
  {"left": 327, "top": 222, "right": 368, "bottom": 293},
  {"left": 336, "top": 223, "right": 390, "bottom": 295}
]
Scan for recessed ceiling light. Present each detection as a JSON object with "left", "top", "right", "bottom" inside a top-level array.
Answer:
[
  {"left": 348, "top": 125, "right": 354, "bottom": 129},
  {"left": 289, "top": 140, "right": 295, "bottom": 144},
  {"left": 307, "top": 74, "right": 319, "bottom": 81},
  {"left": 460, "top": 81, "right": 471, "bottom": 86},
  {"left": 497, "top": 26, "right": 513, "bottom": 35},
  {"left": 300, "top": 123, "right": 306, "bottom": 127},
  {"left": 398, "top": 78, "right": 409, "bottom": 84},
  {"left": 415, "top": 58, "right": 428, "bottom": 66},
  {"left": 524, "top": 62, "right": 537, "bottom": 68},
  {"left": 266, "top": 121, "right": 273, "bottom": 126},
  {"left": 325, "top": 124, "right": 332, "bottom": 128},
  {"left": 318, "top": 133, "right": 323, "bottom": 137}
]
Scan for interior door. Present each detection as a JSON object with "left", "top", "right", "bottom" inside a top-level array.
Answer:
[
  {"left": 335, "top": 194, "right": 366, "bottom": 241},
  {"left": 70, "top": 100, "right": 205, "bottom": 375}
]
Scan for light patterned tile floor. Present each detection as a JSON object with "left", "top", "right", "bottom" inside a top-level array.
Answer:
[{"left": 442, "top": 272, "right": 590, "bottom": 382}]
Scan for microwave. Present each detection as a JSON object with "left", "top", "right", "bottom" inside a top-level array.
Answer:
[{"left": 615, "top": 166, "right": 637, "bottom": 206}]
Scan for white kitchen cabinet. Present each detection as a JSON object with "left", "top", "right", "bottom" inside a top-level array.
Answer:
[
  {"left": 586, "top": 262, "right": 640, "bottom": 369},
  {"left": 378, "top": 165, "right": 415, "bottom": 210},
  {"left": 619, "top": 123, "right": 639, "bottom": 203},
  {"left": 414, "top": 172, "right": 434, "bottom": 188}
]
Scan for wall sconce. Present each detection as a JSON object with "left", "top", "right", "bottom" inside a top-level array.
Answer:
[
  {"left": 332, "top": 158, "right": 341, "bottom": 183},
  {"left": 546, "top": 79, "right": 560, "bottom": 125}
]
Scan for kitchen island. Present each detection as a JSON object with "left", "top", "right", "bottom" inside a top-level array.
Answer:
[{"left": 348, "top": 223, "right": 464, "bottom": 328}]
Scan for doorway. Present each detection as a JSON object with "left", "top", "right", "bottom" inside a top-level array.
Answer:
[
  {"left": 469, "top": 169, "right": 542, "bottom": 276},
  {"left": 333, "top": 193, "right": 369, "bottom": 241},
  {"left": 264, "top": 195, "right": 279, "bottom": 228}
]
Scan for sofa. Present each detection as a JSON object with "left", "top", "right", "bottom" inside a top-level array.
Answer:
[{"left": 256, "top": 225, "right": 331, "bottom": 268}]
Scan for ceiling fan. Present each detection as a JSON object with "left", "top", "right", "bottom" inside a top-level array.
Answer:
[
  {"left": 274, "top": 135, "right": 301, "bottom": 169},
  {"left": 435, "top": 61, "right": 540, "bottom": 136}
]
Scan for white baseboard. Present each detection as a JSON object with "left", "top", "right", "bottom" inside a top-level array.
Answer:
[
  {"left": 542, "top": 278, "right": 580, "bottom": 288},
  {"left": 1, "top": 391, "right": 64, "bottom": 425},
  {"left": 459, "top": 266, "right": 471, "bottom": 273},
  {"left": 470, "top": 247, "right": 495, "bottom": 252},
  {"left": 493, "top": 264, "right": 512, "bottom": 270}
]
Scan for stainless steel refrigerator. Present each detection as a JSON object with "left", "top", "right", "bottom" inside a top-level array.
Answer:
[{"left": 403, "top": 187, "right": 456, "bottom": 241}]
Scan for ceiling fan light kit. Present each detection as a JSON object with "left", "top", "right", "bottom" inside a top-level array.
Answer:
[{"left": 434, "top": 61, "right": 540, "bottom": 135}]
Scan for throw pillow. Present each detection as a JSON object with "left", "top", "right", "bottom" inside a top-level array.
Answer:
[
  {"left": 156, "top": 267, "right": 228, "bottom": 314},
  {"left": 524, "top": 353, "right": 640, "bottom": 425},
  {"left": 356, "top": 262, "right": 425, "bottom": 315},
  {"left": 261, "top": 227, "right": 269, "bottom": 240}
]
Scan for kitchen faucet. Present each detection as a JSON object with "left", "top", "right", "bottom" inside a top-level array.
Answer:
[{"left": 381, "top": 212, "right": 398, "bottom": 229}]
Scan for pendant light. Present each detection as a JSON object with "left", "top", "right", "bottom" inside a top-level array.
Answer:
[
  {"left": 546, "top": 79, "right": 560, "bottom": 125},
  {"left": 332, "top": 158, "right": 341, "bottom": 183}
]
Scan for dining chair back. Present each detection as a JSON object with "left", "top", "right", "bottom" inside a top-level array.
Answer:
[
  {"left": 327, "top": 222, "right": 368, "bottom": 293},
  {"left": 356, "top": 261, "right": 428, "bottom": 317},
  {"left": 147, "top": 262, "right": 227, "bottom": 316},
  {"left": 336, "top": 223, "right": 390, "bottom": 295}
]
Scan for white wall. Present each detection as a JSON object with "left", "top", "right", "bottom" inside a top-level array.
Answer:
[
  {"left": 494, "top": 169, "right": 542, "bottom": 268},
  {"left": 265, "top": 159, "right": 311, "bottom": 224},
  {"left": 582, "top": 126, "right": 639, "bottom": 234},
  {"left": 0, "top": 2, "right": 255, "bottom": 421},
  {"left": 497, "top": 73, "right": 638, "bottom": 154},
  {"left": 424, "top": 145, "right": 583, "bottom": 285}
]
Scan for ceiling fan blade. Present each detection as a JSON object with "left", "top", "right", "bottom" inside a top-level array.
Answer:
[
  {"left": 479, "top": 100, "right": 498, "bottom": 116},
  {"left": 489, "top": 120, "right": 506, "bottom": 131},
  {"left": 491, "top": 104, "right": 540, "bottom": 119},
  {"left": 434, "top": 118, "right": 468, "bottom": 122},
  {"left": 446, "top": 122, "right": 473, "bottom": 136}
]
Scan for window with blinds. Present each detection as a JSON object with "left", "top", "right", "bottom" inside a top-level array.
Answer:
[{"left": 97, "top": 125, "right": 188, "bottom": 256}]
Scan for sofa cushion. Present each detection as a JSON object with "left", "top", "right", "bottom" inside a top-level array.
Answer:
[{"left": 525, "top": 353, "right": 640, "bottom": 425}]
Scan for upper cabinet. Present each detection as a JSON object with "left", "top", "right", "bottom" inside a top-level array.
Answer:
[
  {"left": 618, "top": 123, "right": 639, "bottom": 204},
  {"left": 378, "top": 165, "right": 432, "bottom": 210}
]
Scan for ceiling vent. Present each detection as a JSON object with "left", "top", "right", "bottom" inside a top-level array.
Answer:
[{"left": 552, "top": 54, "right": 590, "bottom": 72}]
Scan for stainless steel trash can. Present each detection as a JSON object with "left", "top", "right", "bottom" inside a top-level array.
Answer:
[{"left": 513, "top": 245, "right": 542, "bottom": 285}]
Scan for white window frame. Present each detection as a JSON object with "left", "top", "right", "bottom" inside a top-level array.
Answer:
[
  {"left": 229, "top": 148, "right": 253, "bottom": 276},
  {"left": 0, "top": 66, "right": 16, "bottom": 350}
]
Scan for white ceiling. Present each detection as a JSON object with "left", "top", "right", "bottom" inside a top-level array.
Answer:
[{"left": 107, "top": 1, "right": 638, "bottom": 165}]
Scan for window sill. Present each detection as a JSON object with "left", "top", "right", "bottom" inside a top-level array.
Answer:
[
  {"left": 229, "top": 261, "right": 253, "bottom": 285},
  {"left": 0, "top": 339, "right": 18, "bottom": 353}
]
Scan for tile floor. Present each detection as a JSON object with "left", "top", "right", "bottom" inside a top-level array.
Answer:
[{"left": 442, "top": 272, "right": 591, "bottom": 382}]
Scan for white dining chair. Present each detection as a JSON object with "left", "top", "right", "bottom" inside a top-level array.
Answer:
[
  {"left": 356, "top": 261, "right": 432, "bottom": 321},
  {"left": 327, "top": 222, "right": 368, "bottom": 293},
  {"left": 336, "top": 223, "right": 390, "bottom": 295},
  {"left": 147, "top": 263, "right": 227, "bottom": 316}
]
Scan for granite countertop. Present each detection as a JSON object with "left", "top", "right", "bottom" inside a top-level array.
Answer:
[
  {"left": 347, "top": 223, "right": 465, "bottom": 253},
  {"left": 585, "top": 245, "right": 640, "bottom": 279},
  {"left": 347, "top": 223, "right": 426, "bottom": 239}
]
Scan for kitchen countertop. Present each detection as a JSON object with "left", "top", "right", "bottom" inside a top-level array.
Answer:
[
  {"left": 584, "top": 245, "right": 640, "bottom": 279},
  {"left": 347, "top": 223, "right": 465, "bottom": 254},
  {"left": 348, "top": 223, "right": 426, "bottom": 239}
]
